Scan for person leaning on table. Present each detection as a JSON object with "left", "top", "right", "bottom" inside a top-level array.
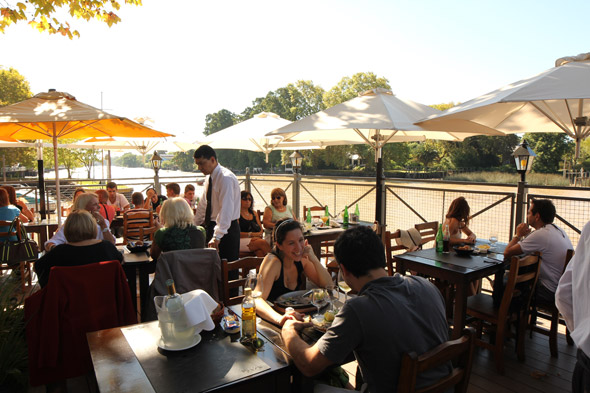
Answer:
[
  {"left": 35, "top": 210, "right": 123, "bottom": 288},
  {"left": 45, "top": 193, "right": 116, "bottom": 252},
  {"left": 556, "top": 220, "right": 590, "bottom": 393},
  {"left": 281, "top": 226, "right": 451, "bottom": 393}
]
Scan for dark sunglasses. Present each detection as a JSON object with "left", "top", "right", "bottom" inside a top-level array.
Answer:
[
  {"left": 272, "top": 195, "right": 283, "bottom": 200},
  {"left": 241, "top": 196, "right": 252, "bottom": 201}
]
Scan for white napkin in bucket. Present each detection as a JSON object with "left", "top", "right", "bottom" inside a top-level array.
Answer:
[{"left": 181, "top": 289, "right": 219, "bottom": 332}]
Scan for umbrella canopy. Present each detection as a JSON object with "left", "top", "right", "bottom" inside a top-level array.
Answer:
[
  {"left": 0, "top": 90, "right": 174, "bottom": 224},
  {"left": 268, "top": 88, "right": 480, "bottom": 225},
  {"left": 416, "top": 52, "right": 590, "bottom": 158},
  {"left": 202, "top": 112, "right": 324, "bottom": 162}
]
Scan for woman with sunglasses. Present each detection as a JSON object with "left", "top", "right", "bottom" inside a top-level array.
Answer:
[
  {"left": 239, "top": 191, "right": 270, "bottom": 257},
  {"left": 262, "top": 188, "right": 297, "bottom": 239},
  {"left": 255, "top": 218, "right": 332, "bottom": 326}
]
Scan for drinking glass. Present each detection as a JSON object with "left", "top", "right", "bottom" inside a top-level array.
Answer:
[
  {"left": 311, "top": 288, "right": 328, "bottom": 317},
  {"left": 246, "top": 272, "right": 263, "bottom": 298},
  {"left": 321, "top": 216, "right": 329, "bottom": 227},
  {"left": 337, "top": 269, "right": 351, "bottom": 303},
  {"left": 489, "top": 232, "right": 498, "bottom": 249}
]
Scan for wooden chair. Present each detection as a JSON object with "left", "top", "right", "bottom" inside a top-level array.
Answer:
[
  {"left": 384, "top": 230, "right": 408, "bottom": 276},
  {"left": 221, "top": 256, "right": 264, "bottom": 306},
  {"left": 122, "top": 210, "right": 154, "bottom": 245},
  {"left": 466, "top": 252, "right": 541, "bottom": 374},
  {"left": 414, "top": 221, "right": 439, "bottom": 247},
  {"left": 0, "top": 219, "right": 34, "bottom": 292},
  {"left": 529, "top": 249, "right": 575, "bottom": 357},
  {"left": 398, "top": 327, "right": 476, "bottom": 393},
  {"left": 303, "top": 205, "right": 325, "bottom": 221}
]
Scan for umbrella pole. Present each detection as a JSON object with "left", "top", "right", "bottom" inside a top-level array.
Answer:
[
  {"left": 53, "top": 131, "right": 62, "bottom": 226},
  {"left": 375, "top": 145, "right": 386, "bottom": 235}
]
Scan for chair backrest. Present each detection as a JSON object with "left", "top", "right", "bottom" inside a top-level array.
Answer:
[
  {"left": 144, "top": 248, "right": 222, "bottom": 321},
  {"left": 222, "top": 256, "right": 264, "bottom": 306},
  {"left": 499, "top": 252, "right": 542, "bottom": 317},
  {"left": 398, "top": 327, "right": 476, "bottom": 393},
  {"left": 415, "top": 221, "right": 439, "bottom": 246},
  {"left": 0, "top": 219, "right": 20, "bottom": 241},
  {"left": 123, "top": 209, "right": 154, "bottom": 244},
  {"left": 384, "top": 230, "right": 408, "bottom": 275},
  {"left": 563, "top": 249, "right": 574, "bottom": 274},
  {"left": 303, "top": 205, "right": 325, "bottom": 221}
]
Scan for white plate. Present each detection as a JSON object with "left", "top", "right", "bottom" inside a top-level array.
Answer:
[{"left": 158, "top": 332, "right": 201, "bottom": 351}]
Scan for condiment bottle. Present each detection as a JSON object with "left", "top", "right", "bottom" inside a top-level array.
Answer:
[{"left": 241, "top": 288, "right": 256, "bottom": 340}]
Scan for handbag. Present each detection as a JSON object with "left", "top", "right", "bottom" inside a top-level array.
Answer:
[{"left": 0, "top": 217, "right": 39, "bottom": 266}]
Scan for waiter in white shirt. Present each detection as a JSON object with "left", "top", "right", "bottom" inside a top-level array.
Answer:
[
  {"left": 556, "top": 221, "right": 590, "bottom": 393},
  {"left": 193, "top": 145, "right": 241, "bottom": 263}
]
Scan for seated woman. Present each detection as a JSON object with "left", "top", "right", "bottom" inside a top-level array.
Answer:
[
  {"left": 0, "top": 188, "right": 21, "bottom": 241},
  {"left": 255, "top": 218, "right": 332, "bottom": 326},
  {"left": 45, "top": 193, "right": 116, "bottom": 251},
  {"left": 443, "top": 196, "right": 476, "bottom": 245},
  {"left": 239, "top": 191, "right": 271, "bottom": 257},
  {"left": 262, "top": 188, "right": 297, "bottom": 239},
  {"left": 34, "top": 210, "right": 123, "bottom": 288},
  {"left": 1, "top": 185, "right": 33, "bottom": 222},
  {"left": 150, "top": 197, "right": 205, "bottom": 260}
]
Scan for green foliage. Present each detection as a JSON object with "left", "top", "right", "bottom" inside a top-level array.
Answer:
[
  {"left": 204, "top": 109, "right": 237, "bottom": 135},
  {"left": 445, "top": 135, "right": 520, "bottom": 168},
  {"left": 0, "top": 276, "right": 28, "bottom": 391},
  {"left": 445, "top": 171, "right": 570, "bottom": 186},
  {"left": 525, "top": 133, "right": 575, "bottom": 173},
  {"left": 0, "top": 67, "right": 32, "bottom": 107},
  {"left": 170, "top": 150, "right": 196, "bottom": 172},
  {"left": 0, "top": 0, "right": 143, "bottom": 39},
  {"left": 429, "top": 102, "right": 457, "bottom": 111},
  {"left": 323, "top": 72, "right": 390, "bottom": 108},
  {"left": 113, "top": 152, "right": 143, "bottom": 167}
]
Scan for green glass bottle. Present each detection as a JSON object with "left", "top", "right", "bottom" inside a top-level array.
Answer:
[
  {"left": 343, "top": 205, "right": 349, "bottom": 229},
  {"left": 324, "top": 206, "right": 330, "bottom": 227},
  {"left": 355, "top": 204, "right": 360, "bottom": 222},
  {"left": 435, "top": 224, "right": 444, "bottom": 253},
  {"left": 306, "top": 208, "right": 312, "bottom": 224}
]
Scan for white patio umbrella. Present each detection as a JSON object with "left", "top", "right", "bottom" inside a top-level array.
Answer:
[
  {"left": 417, "top": 52, "right": 590, "bottom": 159},
  {"left": 0, "top": 90, "right": 174, "bottom": 224},
  {"left": 202, "top": 112, "right": 324, "bottom": 163},
  {"left": 268, "top": 88, "right": 480, "bottom": 225}
]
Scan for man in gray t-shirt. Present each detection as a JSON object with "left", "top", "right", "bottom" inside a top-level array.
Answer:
[{"left": 281, "top": 226, "right": 450, "bottom": 393}]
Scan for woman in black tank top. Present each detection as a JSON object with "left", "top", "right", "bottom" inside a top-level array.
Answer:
[{"left": 255, "top": 218, "right": 333, "bottom": 326}]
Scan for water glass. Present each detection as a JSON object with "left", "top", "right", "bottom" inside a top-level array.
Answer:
[
  {"left": 337, "top": 269, "right": 352, "bottom": 303},
  {"left": 311, "top": 288, "right": 328, "bottom": 317},
  {"left": 246, "top": 272, "right": 263, "bottom": 298}
]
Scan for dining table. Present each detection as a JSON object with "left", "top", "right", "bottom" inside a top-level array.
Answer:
[
  {"left": 394, "top": 242, "right": 507, "bottom": 339},
  {"left": 304, "top": 221, "right": 372, "bottom": 258},
  {"left": 118, "top": 245, "right": 154, "bottom": 320},
  {"left": 24, "top": 219, "right": 60, "bottom": 247},
  {"left": 87, "top": 307, "right": 293, "bottom": 393}
]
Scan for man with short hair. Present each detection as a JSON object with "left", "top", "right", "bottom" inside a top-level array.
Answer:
[
  {"left": 281, "top": 226, "right": 451, "bottom": 392},
  {"left": 193, "top": 145, "right": 240, "bottom": 263},
  {"left": 124, "top": 192, "right": 151, "bottom": 241},
  {"left": 165, "top": 183, "right": 181, "bottom": 198},
  {"left": 106, "top": 181, "right": 130, "bottom": 211},
  {"left": 504, "top": 198, "right": 573, "bottom": 304},
  {"left": 95, "top": 189, "right": 116, "bottom": 225},
  {"left": 183, "top": 184, "right": 197, "bottom": 208}
]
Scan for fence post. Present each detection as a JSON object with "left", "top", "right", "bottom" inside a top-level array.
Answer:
[
  {"left": 292, "top": 171, "right": 300, "bottom": 220},
  {"left": 245, "top": 167, "right": 251, "bottom": 192}
]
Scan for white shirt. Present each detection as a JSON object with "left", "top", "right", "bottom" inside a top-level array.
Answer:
[
  {"left": 556, "top": 221, "right": 590, "bottom": 355},
  {"left": 519, "top": 223, "right": 573, "bottom": 292},
  {"left": 194, "top": 163, "right": 240, "bottom": 240},
  {"left": 45, "top": 218, "right": 109, "bottom": 249},
  {"left": 107, "top": 193, "right": 129, "bottom": 210}
]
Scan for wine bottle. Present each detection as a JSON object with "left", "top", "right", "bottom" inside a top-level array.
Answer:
[
  {"left": 436, "top": 224, "right": 444, "bottom": 253},
  {"left": 343, "top": 205, "right": 349, "bottom": 229},
  {"left": 355, "top": 204, "right": 360, "bottom": 222},
  {"left": 241, "top": 288, "right": 257, "bottom": 340}
]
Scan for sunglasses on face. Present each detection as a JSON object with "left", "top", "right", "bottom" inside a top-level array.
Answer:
[
  {"left": 241, "top": 197, "right": 252, "bottom": 201},
  {"left": 272, "top": 196, "right": 283, "bottom": 200}
]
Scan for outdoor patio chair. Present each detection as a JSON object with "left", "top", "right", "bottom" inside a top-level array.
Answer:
[
  {"left": 415, "top": 221, "right": 439, "bottom": 247},
  {"left": 397, "top": 327, "right": 476, "bottom": 393},
  {"left": 466, "top": 252, "right": 541, "bottom": 374},
  {"left": 384, "top": 230, "right": 408, "bottom": 275},
  {"left": 303, "top": 205, "right": 325, "bottom": 221},
  {"left": 529, "top": 249, "right": 575, "bottom": 357},
  {"left": 0, "top": 219, "right": 35, "bottom": 292},
  {"left": 122, "top": 209, "right": 154, "bottom": 245},
  {"left": 222, "top": 256, "right": 264, "bottom": 306}
]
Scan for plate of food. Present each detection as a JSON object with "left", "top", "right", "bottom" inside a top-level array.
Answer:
[
  {"left": 310, "top": 309, "right": 337, "bottom": 333},
  {"left": 274, "top": 290, "right": 315, "bottom": 312},
  {"left": 453, "top": 244, "right": 473, "bottom": 256},
  {"left": 126, "top": 240, "right": 152, "bottom": 253},
  {"left": 476, "top": 244, "right": 491, "bottom": 254}
]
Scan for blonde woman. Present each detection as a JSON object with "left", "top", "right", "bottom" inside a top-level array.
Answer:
[
  {"left": 150, "top": 197, "right": 205, "bottom": 260},
  {"left": 34, "top": 210, "right": 123, "bottom": 287},
  {"left": 45, "top": 192, "right": 115, "bottom": 251}
]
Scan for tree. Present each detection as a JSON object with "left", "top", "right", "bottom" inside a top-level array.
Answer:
[
  {"left": 77, "top": 149, "right": 99, "bottom": 178},
  {"left": 204, "top": 109, "right": 237, "bottom": 135},
  {"left": 115, "top": 152, "right": 143, "bottom": 168},
  {"left": 323, "top": 72, "right": 390, "bottom": 108},
  {"left": 444, "top": 135, "right": 520, "bottom": 169},
  {"left": 170, "top": 150, "right": 196, "bottom": 172},
  {"left": 525, "top": 133, "right": 574, "bottom": 173},
  {"left": 0, "top": 67, "right": 35, "bottom": 167},
  {"left": 1, "top": 0, "right": 142, "bottom": 39}
]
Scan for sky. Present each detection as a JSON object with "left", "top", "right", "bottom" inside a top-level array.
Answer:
[{"left": 2, "top": 0, "right": 590, "bottom": 142}]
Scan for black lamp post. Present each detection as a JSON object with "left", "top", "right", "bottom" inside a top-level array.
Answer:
[
  {"left": 150, "top": 151, "right": 163, "bottom": 194},
  {"left": 513, "top": 140, "right": 536, "bottom": 227},
  {"left": 290, "top": 150, "right": 303, "bottom": 217}
]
